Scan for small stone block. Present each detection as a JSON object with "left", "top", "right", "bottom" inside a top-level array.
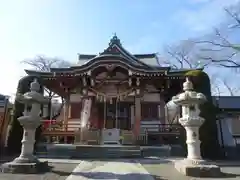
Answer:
[
  {"left": 174, "top": 160, "right": 221, "bottom": 177},
  {"left": 0, "top": 161, "right": 49, "bottom": 174}
]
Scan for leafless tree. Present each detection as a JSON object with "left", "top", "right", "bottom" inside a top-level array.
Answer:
[
  {"left": 222, "top": 78, "right": 240, "bottom": 96},
  {"left": 160, "top": 40, "right": 235, "bottom": 96},
  {"left": 210, "top": 74, "right": 239, "bottom": 96},
  {"left": 160, "top": 39, "right": 211, "bottom": 69},
  {"left": 22, "top": 55, "right": 72, "bottom": 119},
  {"left": 196, "top": 3, "right": 240, "bottom": 69},
  {"left": 161, "top": 3, "right": 240, "bottom": 96},
  {"left": 22, "top": 55, "right": 71, "bottom": 72},
  {"left": 210, "top": 74, "right": 222, "bottom": 96}
]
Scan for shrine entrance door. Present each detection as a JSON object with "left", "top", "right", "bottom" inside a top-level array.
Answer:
[{"left": 98, "top": 100, "right": 131, "bottom": 130}]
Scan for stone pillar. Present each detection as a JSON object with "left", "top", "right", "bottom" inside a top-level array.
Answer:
[
  {"left": 134, "top": 97, "right": 141, "bottom": 137},
  {"left": 18, "top": 126, "right": 38, "bottom": 162},
  {"left": 184, "top": 119, "right": 202, "bottom": 160}
]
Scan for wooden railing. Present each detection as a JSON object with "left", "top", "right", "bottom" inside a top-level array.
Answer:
[
  {"left": 137, "top": 124, "right": 183, "bottom": 145},
  {"left": 41, "top": 120, "right": 80, "bottom": 143},
  {"left": 141, "top": 124, "right": 182, "bottom": 135},
  {"left": 41, "top": 120, "right": 183, "bottom": 145}
]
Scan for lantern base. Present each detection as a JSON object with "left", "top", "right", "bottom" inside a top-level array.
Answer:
[
  {"left": 174, "top": 159, "right": 221, "bottom": 177},
  {"left": 1, "top": 160, "right": 49, "bottom": 174}
]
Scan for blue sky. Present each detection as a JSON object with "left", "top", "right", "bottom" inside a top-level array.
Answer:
[{"left": 0, "top": 0, "right": 239, "bottom": 98}]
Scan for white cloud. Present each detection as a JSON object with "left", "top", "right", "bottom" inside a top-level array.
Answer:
[{"left": 174, "top": 0, "right": 240, "bottom": 32}]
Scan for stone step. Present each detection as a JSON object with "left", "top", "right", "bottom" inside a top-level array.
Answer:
[
  {"left": 141, "top": 147, "right": 170, "bottom": 157},
  {"left": 169, "top": 145, "right": 185, "bottom": 157},
  {"left": 35, "top": 144, "right": 174, "bottom": 159},
  {"left": 35, "top": 144, "right": 142, "bottom": 159},
  {"left": 72, "top": 148, "right": 142, "bottom": 159}
]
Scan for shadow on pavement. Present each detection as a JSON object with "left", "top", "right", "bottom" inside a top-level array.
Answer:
[
  {"left": 71, "top": 171, "right": 164, "bottom": 180},
  {"left": 51, "top": 169, "right": 72, "bottom": 176}
]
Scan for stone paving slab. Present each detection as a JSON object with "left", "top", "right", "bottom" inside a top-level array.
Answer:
[
  {"left": 66, "top": 159, "right": 154, "bottom": 180},
  {"left": 141, "top": 158, "right": 240, "bottom": 180},
  {"left": 39, "top": 158, "right": 84, "bottom": 164},
  {"left": 0, "top": 162, "right": 78, "bottom": 180},
  {"left": 1, "top": 157, "right": 240, "bottom": 180}
]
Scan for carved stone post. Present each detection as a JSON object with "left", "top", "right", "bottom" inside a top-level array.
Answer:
[
  {"left": 172, "top": 78, "right": 221, "bottom": 177},
  {"left": 1, "top": 79, "right": 49, "bottom": 173}
]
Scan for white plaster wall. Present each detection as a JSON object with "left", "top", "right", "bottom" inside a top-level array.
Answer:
[
  {"left": 141, "top": 93, "right": 160, "bottom": 102},
  {"left": 42, "top": 105, "right": 48, "bottom": 117},
  {"left": 76, "top": 59, "right": 89, "bottom": 66},
  {"left": 70, "top": 94, "right": 82, "bottom": 103},
  {"left": 139, "top": 57, "right": 159, "bottom": 66}
]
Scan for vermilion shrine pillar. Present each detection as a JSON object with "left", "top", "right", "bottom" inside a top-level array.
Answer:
[
  {"left": 133, "top": 76, "right": 141, "bottom": 138},
  {"left": 133, "top": 96, "right": 141, "bottom": 137}
]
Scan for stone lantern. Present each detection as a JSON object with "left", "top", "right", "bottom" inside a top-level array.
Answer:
[
  {"left": 1, "top": 79, "right": 49, "bottom": 173},
  {"left": 172, "top": 77, "right": 221, "bottom": 177}
]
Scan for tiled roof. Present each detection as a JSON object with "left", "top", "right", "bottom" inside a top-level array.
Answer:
[
  {"left": 0, "top": 94, "right": 8, "bottom": 107},
  {"left": 212, "top": 96, "right": 240, "bottom": 109},
  {"left": 0, "top": 94, "right": 6, "bottom": 101},
  {"left": 78, "top": 54, "right": 156, "bottom": 60}
]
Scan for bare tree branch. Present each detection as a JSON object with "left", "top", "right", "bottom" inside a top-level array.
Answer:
[
  {"left": 222, "top": 78, "right": 240, "bottom": 96},
  {"left": 22, "top": 55, "right": 72, "bottom": 119},
  {"left": 22, "top": 55, "right": 71, "bottom": 72},
  {"left": 160, "top": 40, "right": 207, "bottom": 69},
  {"left": 195, "top": 3, "right": 240, "bottom": 69},
  {"left": 224, "top": 7, "right": 240, "bottom": 28}
]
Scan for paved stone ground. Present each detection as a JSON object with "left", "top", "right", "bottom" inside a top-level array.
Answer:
[
  {"left": 0, "top": 158, "right": 79, "bottom": 180},
  {"left": 65, "top": 159, "right": 154, "bottom": 180},
  {"left": 1, "top": 157, "right": 240, "bottom": 180},
  {"left": 142, "top": 158, "right": 240, "bottom": 180}
]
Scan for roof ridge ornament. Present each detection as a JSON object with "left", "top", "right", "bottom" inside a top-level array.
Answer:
[{"left": 109, "top": 33, "right": 121, "bottom": 46}]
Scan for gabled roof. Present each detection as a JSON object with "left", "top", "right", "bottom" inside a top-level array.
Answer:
[
  {"left": 0, "top": 94, "right": 8, "bottom": 107},
  {"left": 99, "top": 35, "right": 152, "bottom": 67},
  {"left": 78, "top": 35, "right": 158, "bottom": 68},
  {"left": 212, "top": 96, "right": 240, "bottom": 109},
  {"left": 25, "top": 35, "right": 202, "bottom": 77},
  {"left": 78, "top": 53, "right": 157, "bottom": 61},
  {"left": 0, "top": 94, "right": 6, "bottom": 101}
]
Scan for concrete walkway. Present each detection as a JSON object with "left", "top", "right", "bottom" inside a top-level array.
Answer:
[{"left": 65, "top": 159, "right": 154, "bottom": 180}]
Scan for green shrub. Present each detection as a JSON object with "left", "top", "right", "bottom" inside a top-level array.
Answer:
[{"left": 185, "top": 70, "right": 221, "bottom": 159}]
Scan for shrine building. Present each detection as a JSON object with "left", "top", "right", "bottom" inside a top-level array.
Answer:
[
  {"left": 25, "top": 35, "right": 201, "bottom": 145},
  {"left": 0, "top": 94, "right": 12, "bottom": 150}
]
